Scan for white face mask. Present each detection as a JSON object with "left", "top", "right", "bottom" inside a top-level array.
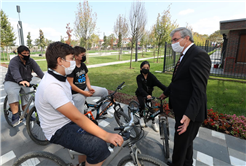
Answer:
[
  {"left": 62, "top": 60, "right": 76, "bottom": 75},
  {"left": 171, "top": 38, "right": 184, "bottom": 53}
]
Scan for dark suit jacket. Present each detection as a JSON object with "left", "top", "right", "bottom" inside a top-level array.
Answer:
[{"left": 164, "top": 44, "right": 211, "bottom": 122}]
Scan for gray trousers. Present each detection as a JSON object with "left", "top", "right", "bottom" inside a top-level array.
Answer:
[
  {"left": 4, "top": 81, "right": 31, "bottom": 105},
  {"left": 72, "top": 86, "right": 108, "bottom": 114}
]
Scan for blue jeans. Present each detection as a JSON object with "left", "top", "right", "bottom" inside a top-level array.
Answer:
[{"left": 50, "top": 122, "right": 110, "bottom": 164}]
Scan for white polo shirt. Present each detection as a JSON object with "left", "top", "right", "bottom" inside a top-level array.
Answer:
[{"left": 35, "top": 72, "right": 73, "bottom": 140}]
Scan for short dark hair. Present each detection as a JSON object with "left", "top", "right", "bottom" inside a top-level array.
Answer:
[
  {"left": 140, "top": 61, "right": 150, "bottom": 68},
  {"left": 46, "top": 42, "right": 74, "bottom": 69},
  {"left": 74, "top": 46, "right": 86, "bottom": 56},
  {"left": 17, "top": 45, "right": 30, "bottom": 54}
]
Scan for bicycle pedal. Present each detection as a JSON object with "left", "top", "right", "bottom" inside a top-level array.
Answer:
[{"left": 98, "top": 117, "right": 107, "bottom": 120}]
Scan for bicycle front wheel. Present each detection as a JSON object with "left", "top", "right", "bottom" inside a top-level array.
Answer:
[
  {"left": 3, "top": 96, "right": 21, "bottom": 127},
  {"left": 13, "top": 151, "right": 67, "bottom": 166},
  {"left": 117, "top": 154, "right": 167, "bottom": 166},
  {"left": 114, "top": 108, "right": 140, "bottom": 139},
  {"left": 159, "top": 120, "right": 169, "bottom": 159},
  {"left": 128, "top": 100, "right": 140, "bottom": 125},
  {"left": 26, "top": 106, "right": 49, "bottom": 145}
]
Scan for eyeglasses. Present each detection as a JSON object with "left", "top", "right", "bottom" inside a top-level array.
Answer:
[{"left": 171, "top": 37, "right": 182, "bottom": 43}]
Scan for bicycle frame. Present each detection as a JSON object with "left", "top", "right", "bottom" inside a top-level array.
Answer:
[
  {"left": 84, "top": 82, "right": 125, "bottom": 121},
  {"left": 18, "top": 90, "right": 36, "bottom": 121}
]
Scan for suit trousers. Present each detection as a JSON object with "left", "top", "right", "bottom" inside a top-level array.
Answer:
[{"left": 171, "top": 116, "right": 202, "bottom": 166}]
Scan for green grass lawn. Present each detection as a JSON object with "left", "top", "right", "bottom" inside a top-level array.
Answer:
[
  {"left": 2, "top": 50, "right": 245, "bottom": 116},
  {"left": 86, "top": 61, "right": 246, "bottom": 117}
]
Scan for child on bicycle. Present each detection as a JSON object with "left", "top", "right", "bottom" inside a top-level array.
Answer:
[
  {"left": 35, "top": 42, "right": 123, "bottom": 166},
  {"left": 135, "top": 61, "right": 166, "bottom": 132},
  {"left": 4, "top": 45, "right": 44, "bottom": 127},
  {"left": 67, "top": 46, "right": 112, "bottom": 118}
]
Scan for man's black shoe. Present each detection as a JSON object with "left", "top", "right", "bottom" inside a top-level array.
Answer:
[{"left": 167, "top": 160, "right": 172, "bottom": 166}]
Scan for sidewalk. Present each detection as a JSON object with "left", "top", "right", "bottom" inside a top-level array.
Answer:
[{"left": 1, "top": 65, "right": 246, "bottom": 166}]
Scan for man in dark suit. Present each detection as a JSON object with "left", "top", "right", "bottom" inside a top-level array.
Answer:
[{"left": 160, "top": 27, "right": 211, "bottom": 166}]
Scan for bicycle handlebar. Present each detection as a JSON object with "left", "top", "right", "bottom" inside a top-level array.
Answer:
[
  {"left": 19, "top": 83, "right": 38, "bottom": 89},
  {"left": 109, "top": 112, "right": 135, "bottom": 148},
  {"left": 96, "top": 82, "right": 125, "bottom": 104}
]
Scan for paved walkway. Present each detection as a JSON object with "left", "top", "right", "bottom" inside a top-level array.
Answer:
[{"left": 1, "top": 65, "right": 246, "bottom": 166}]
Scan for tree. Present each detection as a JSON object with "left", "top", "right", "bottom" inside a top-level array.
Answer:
[
  {"left": 154, "top": 5, "right": 178, "bottom": 63},
  {"left": 74, "top": 0, "right": 97, "bottom": 51},
  {"left": 0, "top": 10, "right": 16, "bottom": 60},
  {"left": 114, "top": 14, "right": 129, "bottom": 60},
  {"left": 39, "top": 29, "right": 46, "bottom": 55},
  {"left": 108, "top": 34, "right": 116, "bottom": 50},
  {"left": 27, "top": 32, "right": 33, "bottom": 49},
  {"left": 88, "top": 33, "right": 99, "bottom": 50},
  {"left": 129, "top": 0, "right": 147, "bottom": 68},
  {"left": 60, "top": 36, "right": 65, "bottom": 43},
  {"left": 207, "top": 30, "right": 223, "bottom": 43},
  {"left": 139, "top": 31, "right": 147, "bottom": 57},
  {"left": 102, "top": 35, "right": 108, "bottom": 50}
]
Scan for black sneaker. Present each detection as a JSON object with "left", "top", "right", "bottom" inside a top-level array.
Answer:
[
  {"left": 12, "top": 113, "right": 20, "bottom": 127},
  {"left": 25, "top": 114, "right": 36, "bottom": 121}
]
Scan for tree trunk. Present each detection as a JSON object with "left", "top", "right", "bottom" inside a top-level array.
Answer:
[
  {"left": 142, "top": 46, "right": 143, "bottom": 57},
  {"left": 157, "top": 45, "right": 160, "bottom": 63},
  {"left": 153, "top": 50, "right": 155, "bottom": 63},
  {"left": 85, "top": 40, "right": 89, "bottom": 64},
  {"left": 130, "top": 47, "right": 133, "bottom": 69}
]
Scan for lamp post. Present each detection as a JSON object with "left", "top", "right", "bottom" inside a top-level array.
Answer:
[
  {"left": 135, "top": 27, "right": 138, "bottom": 62},
  {"left": 16, "top": 5, "right": 25, "bottom": 46}
]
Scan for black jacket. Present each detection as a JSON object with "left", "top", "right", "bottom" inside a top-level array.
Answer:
[
  {"left": 164, "top": 44, "right": 211, "bottom": 122},
  {"left": 135, "top": 72, "right": 166, "bottom": 97}
]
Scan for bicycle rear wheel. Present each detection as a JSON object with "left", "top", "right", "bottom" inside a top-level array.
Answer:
[
  {"left": 117, "top": 154, "right": 166, "bottom": 166},
  {"left": 114, "top": 108, "right": 140, "bottom": 139},
  {"left": 128, "top": 100, "right": 140, "bottom": 125},
  {"left": 13, "top": 151, "right": 67, "bottom": 166},
  {"left": 26, "top": 106, "right": 49, "bottom": 145},
  {"left": 3, "top": 96, "right": 21, "bottom": 127},
  {"left": 159, "top": 120, "right": 169, "bottom": 159}
]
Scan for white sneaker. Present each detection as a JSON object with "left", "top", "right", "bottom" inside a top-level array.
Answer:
[
  {"left": 152, "top": 123, "right": 159, "bottom": 132},
  {"left": 104, "top": 112, "right": 113, "bottom": 118},
  {"left": 139, "top": 118, "right": 146, "bottom": 127}
]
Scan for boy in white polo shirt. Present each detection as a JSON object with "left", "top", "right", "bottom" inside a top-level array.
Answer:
[{"left": 35, "top": 42, "right": 123, "bottom": 166}]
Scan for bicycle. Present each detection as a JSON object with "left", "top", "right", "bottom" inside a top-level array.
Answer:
[
  {"left": 128, "top": 97, "right": 170, "bottom": 160},
  {"left": 84, "top": 81, "right": 140, "bottom": 139},
  {"left": 3, "top": 83, "right": 37, "bottom": 127},
  {"left": 13, "top": 113, "right": 167, "bottom": 166},
  {"left": 3, "top": 83, "right": 49, "bottom": 146},
  {"left": 24, "top": 82, "right": 139, "bottom": 146}
]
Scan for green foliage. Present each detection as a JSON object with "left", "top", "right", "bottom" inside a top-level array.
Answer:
[
  {"left": 102, "top": 35, "right": 108, "bottom": 49},
  {"left": 207, "top": 30, "right": 223, "bottom": 43},
  {"left": 1, "top": 10, "right": 16, "bottom": 60},
  {"left": 39, "top": 29, "right": 46, "bottom": 53},
  {"left": 60, "top": 36, "right": 65, "bottom": 43},
  {"left": 27, "top": 32, "right": 33, "bottom": 49},
  {"left": 74, "top": 1, "right": 97, "bottom": 49}
]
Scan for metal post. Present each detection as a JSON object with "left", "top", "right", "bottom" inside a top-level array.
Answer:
[
  {"left": 16, "top": 5, "right": 24, "bottom": 46},
  {"left": 135, "top": 28, "right": 138, "bottom": 62},
  {"left": 163, "top": 42, "right": 167, "bottom": 73}
]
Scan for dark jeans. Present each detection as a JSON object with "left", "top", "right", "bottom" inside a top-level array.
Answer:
[{"left": 50, "top": 122, "right": 110, "bottom": 164}]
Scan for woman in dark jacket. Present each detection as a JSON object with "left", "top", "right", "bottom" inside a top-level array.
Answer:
[{"left": 135, "top": 61, "right": 166, "bottom": 132}]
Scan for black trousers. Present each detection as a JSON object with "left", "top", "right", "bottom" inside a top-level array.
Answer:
[
  {"left": 137, "top": 95, "right": 145, "bottom": 117},
  {"left": 171, "top": 116, "right": 202, "bottom": 166}
]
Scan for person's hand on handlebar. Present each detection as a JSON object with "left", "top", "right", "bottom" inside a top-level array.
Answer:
[
  {"left": 147, "top": 95, "right": 152, "bottom": 99},
  {"left": 19, "top": 81, "right": 30, "bottom": 87},
  {"left": 105, "top": 133, "right": 124, "bottom": 147},
  {"left": 159, "top": 93, "right": 167, "bottom": 100}
]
